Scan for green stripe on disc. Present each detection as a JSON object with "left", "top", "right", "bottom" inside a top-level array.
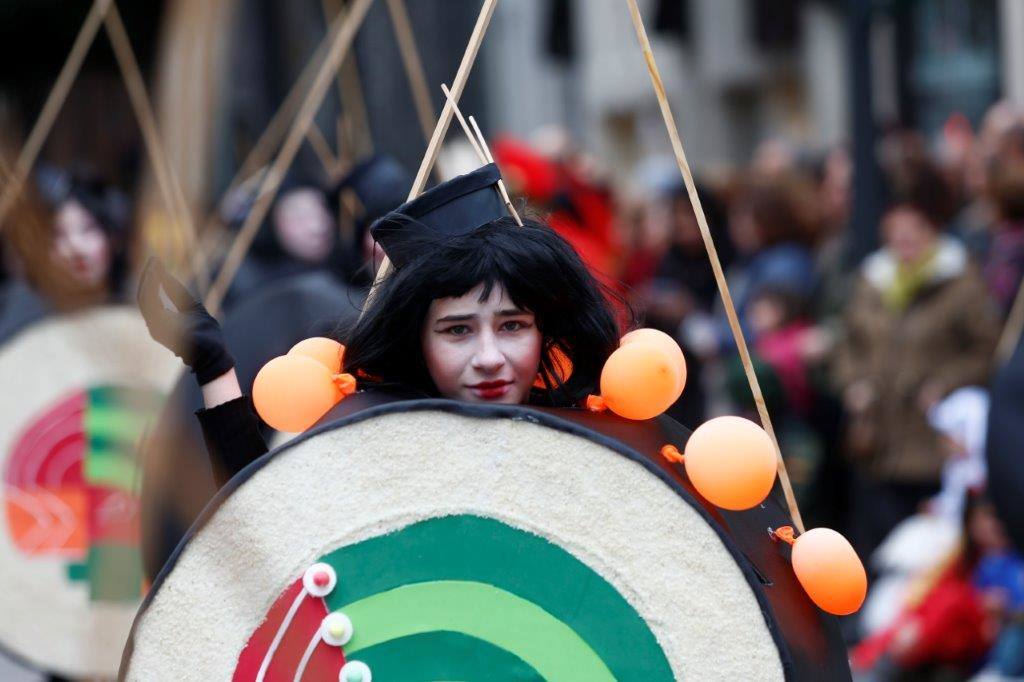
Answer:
[
  {"left": 322, "top": 514, "right": 673, "bottom": 681},
  {"left": 344, "top": 580, "right": 611, "bottom": 680},
  {"left": 354, "top": 630, "right": 540, "bottom": 680}
]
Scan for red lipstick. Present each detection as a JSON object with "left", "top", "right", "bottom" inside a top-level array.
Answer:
[{"left": 468, "top": 380, "right": 512, "bottom": 400}]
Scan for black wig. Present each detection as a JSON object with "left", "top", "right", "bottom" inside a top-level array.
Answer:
[
  {"left": 36, "top": 165, "right": 131, "bottom": 296},
  {"left": 341, "top": 217, "right": 626, "bottom": 406}
]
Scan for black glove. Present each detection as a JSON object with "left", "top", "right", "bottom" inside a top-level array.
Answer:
[{"left": 137, "top": 258, "right": 235, "bottom": 385}]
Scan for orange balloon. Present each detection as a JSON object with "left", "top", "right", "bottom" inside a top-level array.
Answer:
[
  {"left": 791, "top": 528, "right": 867, "bottom": 615},
  {"left": 253, "top": 355, "right": 341, "bottom": 432},
  {"left": 288, "top": 337, "right": 345, "bottom": 375},
  {"left": 684, "top": 416, "right": 777, "bottom": 510},
  {"left": 620, "top": 328, "right": 687, "bottom": 394},
  {"left": 600, "top": 342, "right": 682, "bottom": 420}
]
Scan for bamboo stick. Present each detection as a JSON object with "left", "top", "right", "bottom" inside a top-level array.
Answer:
[
  {"left": 363, "top": 0, "right": 501, "bottom": 312},
  {"left": 440, "top": 84, "right": 487, "bottom": 163},
  {"left": 467, "top": 114, "right": 522, "bottom": 226},
  {"left": 203, "top": 0, "right": 375, "bottom": 315},
  {"left": 386, "top": 0, "right": 435, "bottom": 145},
  {"left": 0, "top": 0, "right": 112, "bottom": 229},
  {"left": 104, "top": 2, "right": 211, "bottom": 291},
  {"left": 624, "top": 0, "right": 805, "bottom": 532}
]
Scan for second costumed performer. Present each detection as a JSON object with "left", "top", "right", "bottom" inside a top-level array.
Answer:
[{"left": 137, "top": 163, "right": 627, "bottom": 483}]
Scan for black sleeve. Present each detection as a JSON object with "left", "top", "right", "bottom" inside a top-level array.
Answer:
[{"left": 196, "top": 395, "right": 269, "bottom": 487}]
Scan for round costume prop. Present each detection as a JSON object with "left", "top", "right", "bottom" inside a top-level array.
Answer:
[
  {"left": 122, "top": 395, "right": 849, "bottom": 680},
  {"left": 0, "top": 306, "right": 179, "bottom": 677}
]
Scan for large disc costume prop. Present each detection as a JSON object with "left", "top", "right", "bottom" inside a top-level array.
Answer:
[
  {"left": 140, "top": 272, "right": 360, "bottom": 580},
  {"left": 123, "top": 395, "right": 849, "bottom": 680},
  {"left": 0, "top": 306, "right": 179, "bottom": 677}
]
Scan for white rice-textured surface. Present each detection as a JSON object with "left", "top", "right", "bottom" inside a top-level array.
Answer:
[
  {"left": 127, "top": 410, "right": 785, "bottom": 681},
  {"left": 0, "top": 307, "right": 181, "bottom": 678}
]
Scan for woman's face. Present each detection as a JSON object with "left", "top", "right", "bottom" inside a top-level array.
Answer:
[
  {"left": 421, "top": 283, "right": 542, "bottom": 404},
  {"left": 52, "top": 199, "right": 112, "bottom": 287},
  {"left": 883, "top": 206, "right": 937, "bottom": 265},
  {"left": 273, "top": 188, "right": 334, "bottom": 262},
  {"left": 728, "top": 205, "right": 761, "bottom": 255}
]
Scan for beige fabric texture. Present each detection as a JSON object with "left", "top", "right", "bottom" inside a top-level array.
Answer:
[
  {"left": 0, "top": 307, "right": 181, "bottom": 678},
  {"left": 127, "top": 409, "right": 784, "bottom": 681}
]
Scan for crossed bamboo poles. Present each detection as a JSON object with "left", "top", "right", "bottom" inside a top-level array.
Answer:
[
  {"left": 2, "top": 0, "right": 807, "bottom": 530},
  {"left": 0, "top": 0, "right": 437, "bottom": 308}
]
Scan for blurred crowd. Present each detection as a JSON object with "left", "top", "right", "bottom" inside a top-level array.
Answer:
[{"left": 6, "top": 99, "right": 1024, "bottom": 680}]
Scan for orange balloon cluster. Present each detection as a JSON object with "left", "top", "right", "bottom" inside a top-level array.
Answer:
[
  {"left": 683, "top": 416, "right": 778, "bottom": 510},
  {"left": 599, "top": 329, "right": 687, "bottom": 420},
  {"left": 673, "top": 410, "right": 865, "bottom": 616},
  {"left": 253, "top": 338, "right": 350, "bottom": 433},
  {"left": 791, "top": 528, "right": 867, "bottom": 615}
]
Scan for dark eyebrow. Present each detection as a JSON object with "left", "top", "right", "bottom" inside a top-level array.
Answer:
[
  {"left": 435, "top": 314, "right": 476, "bottom": 323},
  {"left": 497, "top": 308, "right": 530, "bottom": 317}
]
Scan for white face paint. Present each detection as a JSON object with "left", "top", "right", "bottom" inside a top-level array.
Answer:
[
  {"left": 421, "top": 283, "right": 542, "bottom": 404},
  {"left": 272, "top": 188, "right": 334, "bottom": 262},
  {"left": 51, "top": 200, "right": 112, "bottom": 287}
]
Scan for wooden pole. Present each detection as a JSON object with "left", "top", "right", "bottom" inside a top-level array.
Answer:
[
  {"left": 468, "top": 114, "right": 522, "bottom": 226},
  {"left": 363, "top": 0, "right": 501, "bottom": 313},
  {"left": 439, "top": 84, "right": 520, "bottom": 226},
  {"left": 0, "top": 0, "right": 112, "bottom": 229},
  {"left": 440, "top": 84, "right": 487, "bottom": 163},
  {"left": 104, "top": 1, "right": 211, "bottom": 292},
  {"left": 224, "top": 24, "right": 333, "bottom": 200},
  {"left": 386, "top": 0, "right": 435, "bottom": 145},
  {"left": 305, "top": 123, "right": 341, "bottom": 177},
  {"left": 327, "top": 0, "right": 373, "bottom": 158},
  {"left": 624, "top": 0, "right": 805, "bottom": 532},
  {"left": 203, "top": 0, "right": 375, "bottom": 315}
]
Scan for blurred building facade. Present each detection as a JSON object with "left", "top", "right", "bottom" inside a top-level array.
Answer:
[{"left": 483, "top": 0, "right": 1010, "bottom": 180}]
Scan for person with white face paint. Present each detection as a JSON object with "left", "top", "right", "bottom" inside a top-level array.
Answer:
[
  {"left": 1, "top": 167, "right": 130, "bottom": 341},
  {"left": 139, "top": 164, "right": 627, "bottom": 483},
  {"left": 40, "top": 167, "right": 129, "bottom": 297},
  {"left": 216, "top": 174, "right": 340, "bottom": 310}
]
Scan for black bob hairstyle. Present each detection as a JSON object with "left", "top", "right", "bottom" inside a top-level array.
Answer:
[{"left": 341, "top": 216, "right": 628, "bottom": 406}]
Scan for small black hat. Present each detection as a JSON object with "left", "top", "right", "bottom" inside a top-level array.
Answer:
[{"left": 369, "top": 163, "right": 507, "bottom": 268}]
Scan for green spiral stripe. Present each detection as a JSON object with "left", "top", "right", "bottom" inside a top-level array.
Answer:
[
  {"left": 344, "top": 581, "right": 610, "bottom": 679},
  {"left": 83, "top": 386, "right": 155, "bottom": 492},
  {"left": 353, "top": 631, "right": 541, "bottom": 681},
  {"left": 322, "top": 514, "right": 673, "bottom": 681}
]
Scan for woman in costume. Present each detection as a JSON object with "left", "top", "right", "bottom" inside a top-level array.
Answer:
[
  {"left": 139, "top": 163, "right": 626, "bottom": 483},
  {"left": 0, "top": 166, "right": 130, "bottom": 339}
]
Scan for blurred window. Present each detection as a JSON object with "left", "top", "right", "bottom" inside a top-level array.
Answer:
[{"left": 903, "top": 0, "right": 999, "bottom": 134}]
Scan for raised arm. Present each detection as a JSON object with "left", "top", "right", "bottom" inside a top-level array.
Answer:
[{"left": 138, "top": 258, "right": 267, "bottom": 484}]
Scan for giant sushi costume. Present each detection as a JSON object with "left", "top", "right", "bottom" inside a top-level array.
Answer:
[
  {"left": 120, "top": 160, "right": 853, "bottom": 681},
  {"left": 0, "top": 308, "right": 179, "bottom": 678}
]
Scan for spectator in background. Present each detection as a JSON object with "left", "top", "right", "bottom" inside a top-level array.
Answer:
[
  {"left": 1, "top": 165, "right": 132, "bottom": 340},
  {"left": 217, "top": 171, "right": 344, "bottom": 310},
  {"left": 983, "top": 152, "right": 1024, "bottom": 317},
  {"left": 852, "top": 492, "right": 1011, "bottom": 680},
  {"left": 721, "top": 170, "right": 819, "bottom": 344},
  {"left": 638, "top": 181, "right": 730, "bottom": 425},
  {"left": 833, "top": 160, "right": 1000, "bottom": 560}
]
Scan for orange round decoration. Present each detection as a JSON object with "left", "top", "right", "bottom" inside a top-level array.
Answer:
[
  {"left": 253, "top": 355, "right": 341, "bottom": 432},
  {"left": 599, "top": 342, "right": 681, "bottom": 420},
  {"left": 791, "top": 528, "right": 867, "bottom": 615},
  {"left": 288, "top": 337, "right": 345, "bottom": 375},
  {"left": 684, "top": 416, "right": 777, "bottom": 510},
  {"left": 620, "top": 328, "right": 687, "bottom": 394}
]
